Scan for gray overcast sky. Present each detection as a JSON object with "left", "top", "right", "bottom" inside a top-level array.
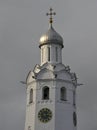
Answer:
[{"left": 0, "top": 0, "right": 97, "bottom": 130}]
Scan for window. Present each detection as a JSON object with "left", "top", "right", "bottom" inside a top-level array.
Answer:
[
  {"left": 29, "top": 89, "right": 33, "bottom": 104},
  {"left": 60, "top": 87, "right": 66, "bottom": 101},
  {"left": 28, "top": 126, "right": 31, "bottom": 130},
  {"left": 41, "top": 48, "right": 44, "bottom": 62},
  {"left": 73, "top": 112, "right": 77, "bottom": 126},
  {"left": 55, "top": 47, "right": 58, "bottom": 61},
  {"left": 42, "top": 86, "right": 49, "bottom": 100},
  {"left": 73, "top": 91, "right": 76, "bottom": 106},
  {"left": 48, "top": 47, "right": 50, "bottom": 61}
]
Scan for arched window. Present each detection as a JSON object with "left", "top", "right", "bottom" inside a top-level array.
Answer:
[
  {"left": 60, "top": 87, "right": 66, "bottom": 101},
  {"left": 41, "top": 48, "right": 44, "bottom": 62},
  {"left": 28, "top": 126, "right": 31, "bottom": 130},
  {"left": 73, "top": 112, "right": 77, "bottom": 126},
  {"left": 42, "top": 86, "right": 49, "bottom": 100},
  {"left": 29, "top": 89, "right": 33, "bottom": 104},
  {"left": 48, "top": 47, "right": 50, "bottom": 61},
  {"left": 73, "top": 91, "right": 76, "bottom": 106},
  {"left": 55, "top": 47, "right": 58, "bottom": 62}
]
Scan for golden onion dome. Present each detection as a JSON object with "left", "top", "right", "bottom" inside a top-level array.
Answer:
[{"left": 39, "top": 25, "right": 64, "bottom": 48}]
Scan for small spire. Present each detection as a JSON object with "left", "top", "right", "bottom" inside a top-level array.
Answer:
[{"left": 46, "top": 8, "right": 56, "bottom": 26}]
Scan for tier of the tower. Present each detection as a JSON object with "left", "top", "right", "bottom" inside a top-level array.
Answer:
[
  {"left": 24, "top": 63, "right": 77, "bottom": 130},
  {"left": 39, "top": 25, "right": 64, "bottom": 65},
  {"left": 40, "top": 44, "right": 62, "bottom": 65}
]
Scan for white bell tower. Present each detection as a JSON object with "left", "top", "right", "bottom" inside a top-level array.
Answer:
[{"left": 24, "top": 8, "right": 78, "bottom": 130}]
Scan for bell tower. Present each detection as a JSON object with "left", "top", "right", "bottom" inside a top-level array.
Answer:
[{"left": 24, "top": 8, "right": 78, "bottom": 130}]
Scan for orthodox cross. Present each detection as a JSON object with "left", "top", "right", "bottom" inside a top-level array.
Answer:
[{"left": 46, "top": 8, "right": 56, "bottom": 24}]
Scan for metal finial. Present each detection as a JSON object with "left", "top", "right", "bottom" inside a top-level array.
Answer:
[{"left": 46, "top": 8, "right": 56, "bottom": 25}]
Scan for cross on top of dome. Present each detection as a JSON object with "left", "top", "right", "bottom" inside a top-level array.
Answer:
[
  {"left": 39, "top": 8, "right": 64, "bottom": 48},
  {"left": 46, "top": 8, "right": 56, "bottom": 25}
]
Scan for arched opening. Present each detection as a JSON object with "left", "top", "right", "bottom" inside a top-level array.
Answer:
[
  {"left": 55, "top": 47, "right": 58, "bottom": 62},
  {"left": 28, "top": 126, "right": 31, "bottom": 130},
  {"left": 60, "top": 87, "right": 66, "bottom": 101},
  {"left": 73, "top": 91, "right": 76, "bottom": 106},
  {"left": 41, "top": 48, "right": 44, "bottom": 62},
  {"left": 73, "top": 112, "right": 77, "bottom": 127},
  {"left": 29, "top": 89, "right": 33, "bottom": 104},
  {"left": 42, "top": 86, "right": 49, "bottom": 100},
  {"left": 48, "top": 47, "right": 50, "bottom": 61}
]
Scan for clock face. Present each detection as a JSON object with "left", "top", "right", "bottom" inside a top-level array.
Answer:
[{"left": 38, "top": 108, "right": 52, "bottom": 123}]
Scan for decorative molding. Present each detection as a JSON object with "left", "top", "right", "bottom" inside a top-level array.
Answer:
[
  {"left": 37, "top": 100, "right": 53, "bottom": 104},
  {"left": 27, "top": 102, "right": 34, "bottom": 107},
  {"left": 37, "top": 79, "right": 73, "bottom": 84},
  {"left": 57, "top": 100, "right": 70, "bottom": 104}
]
